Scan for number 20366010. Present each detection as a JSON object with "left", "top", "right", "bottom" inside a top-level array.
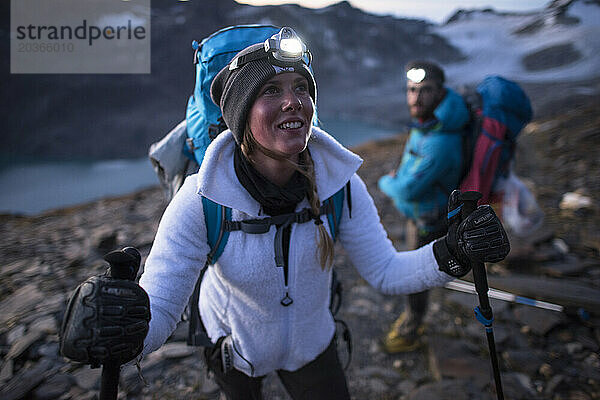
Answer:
[{"left": 18, "top": 42, "right": 74, "bottom": 53}]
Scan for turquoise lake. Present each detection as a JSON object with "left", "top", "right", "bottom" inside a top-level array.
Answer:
[{"left": 0, "top": 120, "right": 400, "bottom": 215}]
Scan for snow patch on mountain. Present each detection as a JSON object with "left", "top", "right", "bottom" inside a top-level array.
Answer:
[{"left": 436, "top": 1, "right": 600, "bottom": 85}]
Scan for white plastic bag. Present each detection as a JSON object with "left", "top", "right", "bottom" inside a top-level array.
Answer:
[{"left": 494, "top": 171, "right": 544, "bottom": 237}]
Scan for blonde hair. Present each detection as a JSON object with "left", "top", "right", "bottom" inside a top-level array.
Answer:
[{"left": 241, "top": 127, "right": 334, "bottom": 270}]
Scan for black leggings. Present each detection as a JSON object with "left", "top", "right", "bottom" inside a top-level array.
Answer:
[
  {"left": 405, "top": 221, "right": 447, "bottom": 326},
  {"left": 204, "top": 337, "right": 350, "bottom": 400}
]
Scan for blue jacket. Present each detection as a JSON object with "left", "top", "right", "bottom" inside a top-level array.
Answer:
[{"left": 378, "top": 88, "right": 469, "bottom": 228}]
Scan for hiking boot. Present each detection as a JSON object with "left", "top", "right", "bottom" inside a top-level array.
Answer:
[{"left": 381, "top": 311, "right": 424, "bottom": 353}]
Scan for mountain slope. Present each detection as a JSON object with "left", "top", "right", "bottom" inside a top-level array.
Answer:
[
  {"left": 437, "top": 0, "right": 600, "bottom": 85},
  {"left": 1, "top": 0, "right": 598, "bottom": 161}
]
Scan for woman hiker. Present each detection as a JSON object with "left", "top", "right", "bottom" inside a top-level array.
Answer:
[{"left": 61, "top": 28, "right": 510, "bottom": 400}]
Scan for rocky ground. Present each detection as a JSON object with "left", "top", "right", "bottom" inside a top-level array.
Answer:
[{"left": 0, "top": 100, "right": 599, "bottom": 399}]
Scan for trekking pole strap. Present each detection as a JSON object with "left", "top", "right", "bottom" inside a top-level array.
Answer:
[{"left": 335, "top": 319, "right": 352, "bottom": 370}]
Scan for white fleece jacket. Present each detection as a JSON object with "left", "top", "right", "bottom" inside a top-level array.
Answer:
[{"left": 139, "top": 127, "right": 452, "bottom": 376}]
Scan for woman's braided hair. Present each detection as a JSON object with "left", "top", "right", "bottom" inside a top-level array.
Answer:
[{"left": 241, "top": 126, "right": 334, "bottom": 270}]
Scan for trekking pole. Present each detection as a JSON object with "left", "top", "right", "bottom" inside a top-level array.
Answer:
[
  {"left": 100, "top": 362, "right": 120, "bottom": 400},
  {"left": 445, "top": 280, "right": 564, "bottom": 312},
  {"left": 460, "top": 192, "right": 504, "bottom": 400},
  {"left": 445, "top": 280, "right": 591, "bottom": 324}
]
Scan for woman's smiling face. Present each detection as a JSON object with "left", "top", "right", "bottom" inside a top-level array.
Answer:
[{"left": 248, "top": 72, "right": 314, "bottom": 157}]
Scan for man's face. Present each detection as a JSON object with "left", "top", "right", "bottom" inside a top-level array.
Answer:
[{"left": 406, "top": 80, "right": 444, "bottom": 120}]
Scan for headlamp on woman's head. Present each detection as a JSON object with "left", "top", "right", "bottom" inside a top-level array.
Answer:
[
  {"left": 229, "top": 27, "right": 311, "bottom": 71},
  {"left": 265, "top": 27, "right": 307, "bottom": 63}
]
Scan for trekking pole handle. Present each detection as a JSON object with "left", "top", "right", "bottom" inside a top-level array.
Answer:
[
  {"left": 459, "top": 192, "right": 493, "bottom": 318},
  {"left": 99, "top": 247, "right": 142, "bottom": 400},
  {"left": 458, "top": 191, "right": 481, "bottom": 217},
  {"left": 105, "top": 246, "right": 142, "bottom": 281}
]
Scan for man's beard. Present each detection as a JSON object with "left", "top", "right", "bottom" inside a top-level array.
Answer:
[{"left": 410, "top": 104, "right": 435, "bottom": 120}]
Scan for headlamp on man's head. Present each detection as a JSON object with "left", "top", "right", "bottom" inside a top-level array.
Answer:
[
  {"left": 405, "top": 61, "right": 445, "bottom": 85},
  {"left": 406, "top": 68, "right": 427, "bottom": 83},
  {"left": 229, "top": 27, "right": 311, "bottom": 71}
]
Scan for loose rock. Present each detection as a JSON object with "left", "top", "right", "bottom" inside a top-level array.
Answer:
[{"left": 0, "top": 98, "right": 598, "bottom": 399}]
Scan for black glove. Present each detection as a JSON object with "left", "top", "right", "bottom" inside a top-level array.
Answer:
[
  {"left": 434, "top": 190, "right": 510, "bottom": 277},
  {"left": 60, "top": 247, "right": 150, "bottom": 367}
]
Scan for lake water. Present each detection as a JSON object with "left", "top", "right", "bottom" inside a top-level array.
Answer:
[{"left": 0, "top": 120, "right": 399, "bottom": 215}]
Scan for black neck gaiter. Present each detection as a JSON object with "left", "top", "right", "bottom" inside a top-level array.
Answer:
[{"left": 233, "top": 147, "right": 308, "bottom": 216}]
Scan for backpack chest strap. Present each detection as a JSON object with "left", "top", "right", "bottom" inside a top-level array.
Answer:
[
  {"left": 203, "top": 182, "right": 349, "bottom": 267},
  {"left": 223, "top": 202, "right": 335, "bottom": 234}
]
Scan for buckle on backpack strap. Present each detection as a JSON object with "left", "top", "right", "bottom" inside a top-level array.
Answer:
[
  {"left": 186, "top": 138, "right": 197, "bottom": 152},
  {"left": 192, "top": 40, "right": 201, "bottom": 65},
  {"left": 207, "top": 125, "right": 219, "bottom": 140},
  {"left": 222, "top": 208, "right": 321, "bottom": 235},
  {"left": 208, "top": 118, "right": 228, "bottom": 140},
  {"left": 223, "top": 218, "right": 272, "bottom": 234},
  {"left": 240, "top": 220, "right": 271, "bottom": 234},
  {"left": 208, "top": 124, "right": 225, "bottom": 140}
]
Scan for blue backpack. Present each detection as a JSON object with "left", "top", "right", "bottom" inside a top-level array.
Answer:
[
  {"left": 148, "top": 25, "right": 282, "bottom": 198},
  {"left": 185, "top": 24, "right": 281, "bottom": 165}
]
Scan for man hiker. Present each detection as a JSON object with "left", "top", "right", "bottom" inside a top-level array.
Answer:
[{"left": 378, "top": 60, "right": 470, "bottom": 353}]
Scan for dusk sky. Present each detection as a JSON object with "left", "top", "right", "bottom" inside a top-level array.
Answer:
[{"left": 236, "top": 0, "right": 550, "bottom": 23}]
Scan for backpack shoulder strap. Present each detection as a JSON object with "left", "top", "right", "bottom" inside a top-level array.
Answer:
[
  {"left": 326, "top": 182, "right": 353, "bottom": 369},
  {"left": 187, "top": 197, "right": 232, "bottom": 347},
  {"left": 325, "top": 180, "right": 352, "bottom": 242},
  {"left": 202, "top": 196, "right": 232, "bottom": 265}
]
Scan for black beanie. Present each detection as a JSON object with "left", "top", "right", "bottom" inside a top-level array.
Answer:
[
  {"left": 405, "top": 60, "right": 445, "bottom": 85},
  {"left": 210, "top": 43, "right": 317, "bottom": 145}
]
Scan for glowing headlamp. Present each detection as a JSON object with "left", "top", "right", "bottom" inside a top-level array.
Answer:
[
  {"left": 406, "top": 68, "right": 427, "bottom": 83},
  {"left": 229, "top": 27, "right": 311, "bottom": 70},
  {"left": 265, "top": 27, "right": 307, "bottom": 63}
]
